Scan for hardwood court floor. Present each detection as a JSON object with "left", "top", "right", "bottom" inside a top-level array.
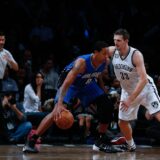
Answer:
[{"left": 0, "top": 144, "right": 160, "bottom": 160}]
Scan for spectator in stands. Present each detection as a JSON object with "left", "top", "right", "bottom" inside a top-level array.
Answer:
[
  {"left": 1, "top": 66, "right": 19, "bottom": 101},
  {"left": 0, "top": 93, "right": 32, "bottom": 144},
  {"left": 40, "top": 58, "right": 59, "bottom": 99},
  {"left": 0, "top": 31, "right": 18, "bottom": 91},
  {"left": 22, "top": 49, "right": 33, "bottom": 83},
  {"left": 15, "top": 67, "right": 28, "bottom": 102},
  {"left": 71, "top": 98, "right": 97, "bottom": 144},
  {"left": 23, "top": 71, "right": 48, "bottom": 126},
  {"left": 145, "top": 109, "right": 160, "bottom": 144},
  {"left": 77, "top": 104, "right": 96, "bottom": 140}
]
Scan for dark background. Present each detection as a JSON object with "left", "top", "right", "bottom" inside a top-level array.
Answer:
[{"left": 0, "top": 0, "right": 160, "bottom": 74}]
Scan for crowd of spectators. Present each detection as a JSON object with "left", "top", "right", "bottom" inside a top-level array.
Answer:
[{"left": 0, "top": 0, "right": 159, "bottom": 74}]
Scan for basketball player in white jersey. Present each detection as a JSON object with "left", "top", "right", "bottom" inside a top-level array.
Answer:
[
  {"left": 0, "top": 31, "right": 18, "bottom": 90},
  {"left": 107, "top": 28, "right": 160, "bottom": 151}
]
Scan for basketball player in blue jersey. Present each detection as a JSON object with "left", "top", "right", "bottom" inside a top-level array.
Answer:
[
  {"left": 23, "top": 41, "right": 122, "bottom": 153},
  {"left": 103, "top": 28, "right": 160, "bottom": 152}
]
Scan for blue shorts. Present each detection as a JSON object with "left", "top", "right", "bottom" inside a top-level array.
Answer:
[{"left": 54, "top": 82, "right": 104, "bottom": 107}]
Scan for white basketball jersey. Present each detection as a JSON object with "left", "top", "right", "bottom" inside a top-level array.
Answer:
[{"left": 112, "top": 47, "right": 151, "bottom": 94}]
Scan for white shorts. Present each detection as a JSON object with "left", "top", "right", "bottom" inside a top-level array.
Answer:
[{"left": 119, "top": 80, "right": 160, "bottom": 121}]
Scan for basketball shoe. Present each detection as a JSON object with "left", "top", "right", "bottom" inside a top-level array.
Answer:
[
  {"left": 117, "top": 143, "right": 136, "bottom": 152},
  {"left": 93, "top": 134, "right": 110, "bottom": 151},
  {"left": 99, "top": 144, "right": 125, "bottom": 153},
  {"left": 110, "top": 136, "right": 126, "bottom": 145},
  {"left": 23, "top": 138, "right": 39, "bottom": 153},
  {"left": 92, "top": 134, "right": 123, "bottom": 153},
  {"left": 23, "top": 131, "right": 40, "bottom": 153}
]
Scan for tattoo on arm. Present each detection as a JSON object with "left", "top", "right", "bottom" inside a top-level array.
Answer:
[{"left": 73, "top": 62, "right": 83, "bottom": 72}]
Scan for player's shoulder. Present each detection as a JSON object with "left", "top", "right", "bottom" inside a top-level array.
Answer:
[
  {"left": 78, "top": 53, "right": 91, "bottom": 59},
  {"left": 75, "top": 53, "right": 91, "bottom": 63},
  {"left": 131, "top": 46, "right": 141, "bottom": 54},
  {"left": 131, "top": 47, "right": 143, "bottom": 58},
  {"left": 131, "top": 47, "right": 144, "bottom": 65},
  {"left": 75, "top": 56, "right": 86, "bottom": 63},
  {"left": 73, "top": 56, "right": 86, "bottom": 70}
]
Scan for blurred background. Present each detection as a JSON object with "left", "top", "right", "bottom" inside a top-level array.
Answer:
[{"left": 0, "top": 0, "right": 159, "bottom": 74}]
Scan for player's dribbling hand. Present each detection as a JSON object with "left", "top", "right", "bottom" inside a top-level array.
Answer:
[{"left": 52, "top": 103, "right": 67, "bottom": 121}]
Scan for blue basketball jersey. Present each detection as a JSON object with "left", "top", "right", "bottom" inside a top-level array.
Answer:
[
  {"left": 64, "top": 53, "right": 106, "bottom": 88},
  {"left": 55, "top": 53, "right": 106, "bottom": 107}
]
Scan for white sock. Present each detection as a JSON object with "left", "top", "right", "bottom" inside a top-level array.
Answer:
[{"left": 126, "top": 138, "right": 135, "bottom": 147}]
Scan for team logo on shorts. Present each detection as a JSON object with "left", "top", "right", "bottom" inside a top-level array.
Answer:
[{"left": 151, "top": 101, "right": 159, "bottom": 108}]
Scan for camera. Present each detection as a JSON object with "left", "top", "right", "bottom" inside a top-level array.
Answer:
[{"left": 8, "top": 97, "right": 16, "bottom": 105}]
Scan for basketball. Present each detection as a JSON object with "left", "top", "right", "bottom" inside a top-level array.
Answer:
[{"left": 55, "top": 110, "right": 74, "bottom": 130}]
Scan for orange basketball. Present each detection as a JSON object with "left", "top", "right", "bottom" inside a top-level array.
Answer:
[{"left": 55, "top": 110, "right": 74, "bottom": 130}]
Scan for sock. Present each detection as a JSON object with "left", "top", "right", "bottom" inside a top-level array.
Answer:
[{"left": 126, "top": 138, "right": 135, "bottom": 147}]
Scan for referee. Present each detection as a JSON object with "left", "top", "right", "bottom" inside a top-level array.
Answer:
[{"left": 0, "top": 31, "right": 18, "bottom": 91}]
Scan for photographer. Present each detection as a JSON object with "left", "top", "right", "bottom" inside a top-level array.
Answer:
[{"left": 0, "top": 94, "right": 32, "bottom": 144}]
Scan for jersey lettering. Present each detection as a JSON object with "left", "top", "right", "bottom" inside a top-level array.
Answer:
[{"left": 120, "top": 72, "right": 129, "bottom": 80}]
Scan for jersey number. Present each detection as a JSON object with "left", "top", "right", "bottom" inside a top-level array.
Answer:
[
  {"left": 85, "top": 78, "right": 92, "bottom": 84},
  {"left": 120, "top": 72, "right": 129, "bottom": 80}
]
